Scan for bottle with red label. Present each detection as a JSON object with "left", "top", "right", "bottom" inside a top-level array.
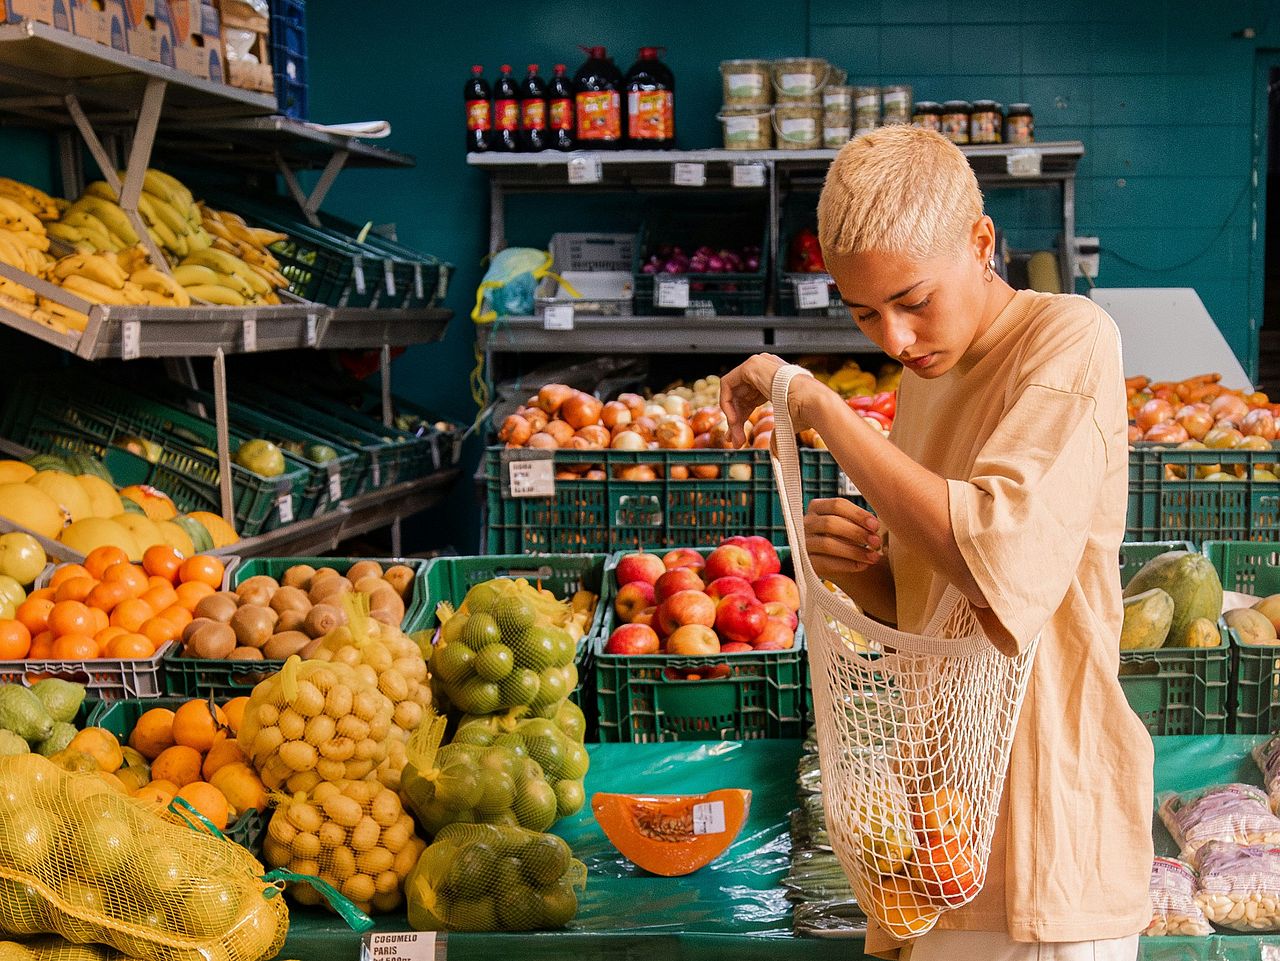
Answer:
[
  {"left": 548, "top": 64, "right": 575, "bottom": 151},
  {"left": 574, "top": 45, "right": 623, "bottom": 149},
  {"left": 493, "top": 64, "right": 520, "bottom": 152},
  {"left": 519, "top": 64, "right": 548, "bottom": 152},
  {"left": 625, "top": 46, "right": 675, "bottom": 149},
  {"left": 464, "top": 65, "right": 491, "bottom": 153}
]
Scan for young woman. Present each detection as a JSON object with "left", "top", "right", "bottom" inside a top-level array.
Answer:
[{"left": 720, "top": 126, "right": 1153, "bottom": 960}]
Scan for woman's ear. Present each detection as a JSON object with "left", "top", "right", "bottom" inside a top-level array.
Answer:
[{"left": 971, "top": 215, "right": 997, "bottom": 266}]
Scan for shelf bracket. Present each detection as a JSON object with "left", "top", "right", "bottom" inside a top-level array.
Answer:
[
  {"left": 276, "top": 147, "right": 350, "bottom": 227},
  {"left": 211, "top": 347, "right": 235, "bottom": 524}
]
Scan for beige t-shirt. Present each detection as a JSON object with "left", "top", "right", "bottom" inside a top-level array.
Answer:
[{"left": 866, "top": 289, "right": 1154, "bottom": 955}]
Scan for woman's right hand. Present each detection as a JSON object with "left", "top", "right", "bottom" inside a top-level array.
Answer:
[{"left": 803, "top": 498, "right": 884, "bottom": 580}]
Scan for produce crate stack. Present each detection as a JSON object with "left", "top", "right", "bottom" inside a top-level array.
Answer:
[{"left": 268, "top": 0, "right": 308, "bottom": 119}]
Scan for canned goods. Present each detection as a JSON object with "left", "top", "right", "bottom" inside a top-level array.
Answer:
[
  {"left": 853, "top": 85, "right": 880, "bottom": 132},
  {"left": 720, "top": 59, "right": 772, "bottom": 107}
]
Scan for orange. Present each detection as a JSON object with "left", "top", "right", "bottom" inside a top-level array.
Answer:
[
  {"left": 146, "top": 575, "right": 172, "bottom": 593},
  {"left": 175, "top": 781, "right": 229, "bottom": 831},
  {"left": 128, "top": 707, "right": 176, "bottom": 760},
  {"left": 51, "top": 632, "right": 98, "bottom": 659},
  {"left": 27, "top": 587, "right": 54, "bottom": 604},
  {"left": 28, "top": 631, "right": 53, "bottom": 659},
  {"left": 158, "top": 605, "right": 193, "bottom": 631},
  {"left": 102, "top": 563, "right": 149, "bottom": 598},
  {"left": 0, "top": 620, "right": 31, "bottom": 659},
  {"left": 66, "top": 727, "right": 123, "bottom": 773},
  {"left": 15, "top": 597, "right": 54, "bottom": 636},
  {"left": 133, "top": 780, "right": 177, "bottom": 808},
  {"left": 151, "top": 745, "right": 202, "bottom": 788},
  {"left": 172, "top": 699, "right": 227, "bottom": 753},
  {"left": 110, "top": 598, "right": 153, "bottom": 633},
  {"left": 95, "top": 625, "right": 127, "bottom": 647},
  {"left": 221, "top": 696, "right": 249, "bottom": 735},
  {"left": 139, "top": 617, "right": 177, "bottom": 648},
  {"left": 85, "top": 581, "right": 130, "bottom": 614},
  {"left": 201, "top": 738, "right": 245, "bottom": 780},
  {"left": 49, "top": 564, "right": 93, "bottom": 590},
  {"left": 178, "top": 556, "right": 225, "bottom": 590},
  {"left": 174, "top": 580, "right": 215, "bottom": 611},
  {"left": 87, "top": 607, "right": 108, "bottom": 635},
  {"left": 84, "top": 545, "right": 130, "bottom": 580},
  {"left": 141, "top": 584, "right": 178, "bottom": 614},
  {"left": 54, "top": 577, "right": 97, "bottom": 604},
  {"left": 105, "top": 633, "right": 154, "bottom": 659},
  {"left": 143, "top": 545, "right": 185, "bottom": 582},
  {"left": 48, "top": 601, "right": 94, "bottom": 637}
]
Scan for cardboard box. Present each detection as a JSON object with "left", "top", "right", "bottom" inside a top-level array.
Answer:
[
  {"left": 218, "top": 0, "right": 270, "bottom": 92},
  {"left": 70, "top": 0, "right": 126, "bottom": 50},
  {"left": 171, "top": 0, "right": 225, "bottom": 82},
  {"left": 2, "top": 0, "right": 71, "bottom": 29},
  {"left": 123, "top": 0, "right": 177, "bottom": 67}
]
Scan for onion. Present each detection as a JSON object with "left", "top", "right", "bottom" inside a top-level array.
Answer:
[
  {"left": 644, "top": 403, "right": 667, "bottom": 419},
  {"left": 691, "top": 464, "right": 720, "bottom": 479},
  {"left": 1136, "top": 399, "right": 1174, "bottom": 431},
  {"left": 561, "top": 392, "right": 604, "bottom": 430},
  {"left": 1143, "top": 421, "right": 1189, "bottom": 444},
  {"left": 527, "top": 432, "right": 558, "bottom": 449},
  {"left": 1237, "top": 435, "right": 1272, "bottom": 451},
  {"left": 568, "top": 436, "right": 597, "bottom": 451},
  {"left": 618, "top": 392, "right": 647, "bottom": 417},
  {"left": 1210, "top": 393, "right": 1250, "bottom": 423},
  {"left": 661, "top": 395, "right": 691, "bottom": 419},
  {"left": 690, "top": 406, "right": 722, "bottom": 435},
  {"left": 536, "top": 383, "right": 574, "bottom": 415},
  {"left": 693, "top": 431, "right": 711, "bottom": 449},
  {"left": 601, "top": 401, "right": 632, "bottom": 430},
  {"left": 752, "top": 430, "right": 773, "bottom": 449},
  {"left": 618, "top": 464, "right": 656, "bottom": 481},
  {"left": 1176, "top": 408, "right": 1214, "bottom": 440},
  {"left": 611, "top": 430, "right": 647, "bottom": 451},
  {"left": 751, "top": 415, "right": 776, "bottom": 437},
  {"left": 709, "top": 422, "right": 733, "bottom": 449},
  {"left": 1215, "top": 418, "right": 1241, "bottom": 433},
  {"left": 1204, "top": 426, "right": 1244, "bottom": 450},
  {"left": 555, "top": 470, "right": 582, "bottom": 480},
  {"left": 498, "top": 414, "right": 532, "bottom": 446},
  {"left": 728, "top": 463, "right": 752, "bottom": 480},
  {"left": 1243, "top": 408, "right": 1277, "bottom": 441},
  {"left": 518, "top": 407, "right": 549, "bottom": 432},
  {"left": 656, "top": 417, "right": 695, "bottom": 450},
  {"left": 631, "top": 417, "right": 658, "bottom": 442},
  {"left": 575, "top": 425, "right": 610, "bottom": 448},
  {"left": 669, "top": 465, "right": 689, "bottom": 480},
  {"left": 748, "top": 404, "right": 773, "bottom": 426},
  {"left": 1127, "top": 425, "right": 1143, "bottom": 444},
  {"left": 544, "top": 420, "right": 575, "bottom": 446},
  {"left": 585, "top": 469, "right": 606, "bottom": 481}
]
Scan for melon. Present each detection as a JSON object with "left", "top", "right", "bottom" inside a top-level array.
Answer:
[
  {"left": 0, "top": 483, "right": 66, "bottom": 539},
  {"left": 155, "top": 520, "right": 194, "bottom": 556},
  {"left": 60, "top": 518, "right": 139, "bottom": 559},
  {"left": 110, "top": 514, "right": 165, "bottom": 559},
  {"left": 0, "top": 461, "right": 35, "bottom": 484},
  {"left": 119, "top": 484, "right": 177, "bottom": 521},
  {"left": 173, "top": 515, "right": 214, "bottom": 553},
  {"left": 119, "top": 498, "right": 145, "bottom": 516},
  {"left": 24, "top": 454, "right": 66, "bottom": 474},
  {"left": 1120, "top": 588, "right": 1175, "bottom": 651},
  {"left": 1123, "top": 551, "right": 1223, "bottom": 649},
  {"left": 187, "top": 511, "right": 239, "bottom": 548},
  {"left": 26, "top": 471, "right": 93, "bottom": 525},
  {"left": 74, "top": 474, "right": 124, "bottom": 519},
  {"left": 65, "top": 454, "right": 112, "bottom": 483},
  {"left": 592, "top": 789, "right": 751, "bottom": 877}
]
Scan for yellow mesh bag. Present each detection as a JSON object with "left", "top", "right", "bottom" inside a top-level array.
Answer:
[
  {"left": 0, "top": 937, "right": 126, "bottom": 960},
  {"left": 262, "top": 778, "right": 425, "bottom": 915},
  {"left": 452, "top": 713, "right": 590, "bottom": 820},
  {"left": 0, "top": 754, "right": 288, "bottom": 961},
  {"left": 237, "top": 656, "right": 394, "bottom": 790},
  {"left": 404, "top": 822, "right": 586, "bottom": 931},
  {"left": 309, "top": 594, "right": 432, "bottom": 790}
]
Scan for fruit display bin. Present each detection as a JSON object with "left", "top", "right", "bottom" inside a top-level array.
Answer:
[
  {"left": 1117, "top": 630, "right": 1232, "bottom": 736},
  {"left": 484, "top": 447, "right": 784, "bottom": 554},
  {"left": 0, "top": 641, "right": 172, "bottom": 699},
  {"left": 632, "top": 212, "right": 768, "bottom": 317},
  {"left": 1203, "top": 540, "right": 1280, "bottom": 733},
  {"left": 1127, "top": 443, "right": 1280, "bottom": 542},
  {"left": 595, "top": 547, "right": 806, "bottom": 743},
  {"left": 165, "top": 555, "right": 428, "bottom": 699},
  {"left": 347, "top": 386, "right": 466, "bottom": 469},
  {"left": 89, "top": 696, "right": 268, "bottom": 855},
  {"left": 1118, "top": 540, "right": 1198, "bottom": 585}
]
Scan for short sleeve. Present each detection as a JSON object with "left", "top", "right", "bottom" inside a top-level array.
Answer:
[{"left": 947, "top": 383, "right": 1106, "bottom": 656}]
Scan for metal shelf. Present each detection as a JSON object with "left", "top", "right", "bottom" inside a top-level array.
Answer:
[
  {"left": 318, "top": 306, "right": 453, "bottom": 350},
  {"left": 158, "top": 116, "right": 414, "bottom": 171}
]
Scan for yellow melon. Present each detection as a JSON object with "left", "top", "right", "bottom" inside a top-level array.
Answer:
[
  {"left": 60, "top": 517, "right": 139, "bottom": 558},
  {"left": 0, "top": 461, "right": 35, "bottom": 484},
  {"left": 120, "top": 484, "right": 177, "bottom": 521},
  {"left": 26, "top": 471, "right": 93, "bottom": 524},
  {"left": 0, "top": 483, "right": 65, "bottom": 538},
  {"left": 111, "top": 514, "right": 164, "bottom": 558},
  {"left": 75, "top": 474, "right": 124, "bottom": 519},
  {"left": 155, "top": 519, "right": 194, "bottom": 556},
  {"left": 187, "top": 511, "right": 239, "bottom": 548}
]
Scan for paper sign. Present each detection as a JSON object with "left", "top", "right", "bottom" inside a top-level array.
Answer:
[
  {"left": 276, "top": 494, "right": 294, "bottom": 523},
  {"left": 838, "top": 471, "right": 861, "bottom": 497},
  {"left": 371, "top": 456, "right": 382, "bottom": 487},
  {"left": 327, "top": 463, "right": 343, "bottom": 501},
  {"left": 673, "top": 162, "right": 706, "bottom": 187},
  {"left": 305, "top": 314, "right": 318, "bottom": 346},
  {"left": 567, "top": 154, "right": 603, "bottom": 184},
  {"left": 795, "top": 279, "right": 830, "bottom": 310},
  {"left": 383, "top": 259, "right": 397, "bottom": 296},
  {"left": 361, "top": 931, "right": 440, "bottom": 961},
  {"left": 120, "top": 320, "right": 141, "bottom": 360},
  {"left": 508, "top": 459, "right": 555, "bottom": 498},
  {"left": 242, "top": 318, "right": 257, "bottom": 352},
  {"left": 543, "top": 303, "right": 574, "bottom": 330},
  {"left": 656, "top": 278, "right": 690, "bottom": 309},
  {"left": 1006, "top": 149, "right": 1041, "bottom": 177},
  {"left": 731, "top": 162, "right": 766, "bottom": 188},
  {"left": 693, "top": 800, "right": 727, "bottom": 835}
]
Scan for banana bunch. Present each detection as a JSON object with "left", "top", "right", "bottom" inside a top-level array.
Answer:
[
  {"left": 175, "top": 247, "right": 282, "bottom": 306},
  {"left": 0, "top": 178, "right": 60, "bottom": 221},
  {"left": 74, "top": 170, "right": 214, "bottom": 260},
  {"left": 0, "top": 191, "right": 52, "bottom": 276},
  {"left": 199, "top": 204, "right": 289, "bottom": 300},
  {"left": 49, "top": 192, "right": 139, "bottom": 254},
  {"left": 44, "top": 249, "right": 190, "bottom": 312}
]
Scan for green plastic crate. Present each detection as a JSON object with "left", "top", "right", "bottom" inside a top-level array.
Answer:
[
  {"left": 1202, "top": 540, "right": 1280, "bottom": 733},
  {"left": 484, "top": 447, "right": 784, "bottom": 553},
  {"left": 1118, "top": 626, "right": 1232, "bottom": 736},
  {"left": 88, "top": 697, "right": 267, "bottom": 854},
  {"left": 795, "top": 448, "right": 871, "bottom": 514},
  {"left": 595, "top": 547, "right": 805, "bottom": 743},
  {"left": 1127, "top": 443, "right": 1280, "bottom": 542},
  {"left": 165, "top": 556, "right": 428, "bottom": 700},
  {"left": 1118, "top": 540, "right": 1197, "bottom": 586}
]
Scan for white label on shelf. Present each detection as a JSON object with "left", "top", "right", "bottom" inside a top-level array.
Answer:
[
  {"left": 543, "top": 303, "right": 574, "bottom": 330},
  {"left": 353, "top": 255, "right": 367, "bottom": 295},
  {"left": 508, "top": 459, "right": 555, "bottom": 498},
  {"left": 725, "top": 73, "right": 764, "bottom": 98},
  {"left": 731, "top": 162, "right": 766, "bottom": 188},
  {"left": 693, "top": 801, "right": 727, "bottom": 835},
  {"left": 276, "top": 494, "right": 294, "bottom": 524},
  {"left": 882, "top": 89, "right": 910, "bottom": 109},
  {"left": 383, "top": 259, "right": 396, "bottom": 296},
  {"left": 780, "top": 117, "right": 817, "bottom": 139},
  {"left": 371, "top": 456, "right": 382, "bottom": 487},
  {"left": 567, "top": 154, "right": 603, "bottom": 185},
  {"left": 781, "top": 72, "right": 817, "bottom": 94},
  {"left": 795, "top": 279, "right": 831, "bottom": 310},
  {"left": 242, "top": 317, "right": 257, "bottom": 352},
  {"left": 673, "top": 162, "right": 706, "bottom": 187},
  {"left": 120, "top": 320, "right": 141, "bottom": 360},
  {"left": 656, "top": 277, "right": 690, "bottom": 309},
  {"left": 437, "top": 267, "right": 448, "bottom": 301},
  {"left": 1007, "top": 149, "right": 1042, "bottom": 177},
  {"left": 327, "top": 463, "right": 343, "bottom": 502},
  {"left": 1262, "top": 947, "right": 1280, "bottom": 961},
  {"left": 305, "top": 314, "right": 318, "bottom": 346},
  {"left": 413, "top": 263, "right": 425, "bottom": 300},
  {"left": 360, "top": 931, "right": 439, "bottom": 961},
  {"left": 838, "top": 470, "right": 861, "bottom": 497},
  {"left": 724, "top": 115, "right": 761, "bottom": 139}
]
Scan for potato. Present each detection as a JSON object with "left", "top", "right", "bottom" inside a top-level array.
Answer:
[
  {"left": 187, "top": 622, "right": 236, "bottom": 659},
  {"left": 1226, "top": 608, "right": 1278, "bottom": 646},
  {"left": 263, "top": 630, "right": 312, "bottom": 660}
]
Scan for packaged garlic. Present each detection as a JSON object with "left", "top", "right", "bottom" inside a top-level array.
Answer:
[
  {"left": 1159, "top": 784, "right": 1280, "bottom": 862},
  {"left": 1194, "top": 841, "right": 1280, "bottom": 932},
  {"left": 1144, "top": 857, "right": 1213, "bottom": 936}
]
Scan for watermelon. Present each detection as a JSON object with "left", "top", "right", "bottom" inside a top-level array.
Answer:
[
  {"left": 25, "top": 454, "right": 66, "bottom": 474},
  {"left": 65, "top": 453, "right": 113, "bottom": 484},
  {"left": 173, "top": 514, "right": 214, "bottom": 553}
]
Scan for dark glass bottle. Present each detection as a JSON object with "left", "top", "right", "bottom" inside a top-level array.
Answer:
[
  {"left": 548, "top": 64, "right": 575, "bottom": 151},
  {"left": 624, "top": 46, "right": 675, "bottom": 148},
  {"left": 519, "top": 64, "right": 548, "bottom": 152},
  {"left": 492, "top": 64, "right": 520, "bottom": 152},
  {"left": 464, "top": 64, "right": 490, "bottom": 153}
]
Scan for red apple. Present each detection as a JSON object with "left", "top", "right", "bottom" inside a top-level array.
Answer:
[
  {"left": 764, "top": 602, "right": 799, "bottom": 630},
  {"left": 715, "top": 594, "right": 768, "bottom": 644},
  {"left": 605, "top": 623, "right": 660, "bottom": 655},
  {"left": 614, "top": 581, "right": 656, "bottom": 622},
  {"left": 634, "top": 606, "right": 656, "bottom": 628},
  {"left": 655, "top": 567, "right": 706, "bottom": 603},
  {"left": 706, "top": 576, "right": 756, "bottom": 603},
  {"left": 744, "top": 535, "right": 782, "bottom": 576},
  {"left": 663, "top": 548, "right": 706, "bottom": 573},
  {"left": 704, "top": 544, "right": 758, "bottom": 582},
  {"left": 753, "top": 574, "right": 800, "bottom": 612},
  {"left": 656, "top": 590, "right": 717, "bottom": 635},
  {"left": 666, "top": 624, "right": 720, "bottom": 655},
  {"left": 720, "top": 641, "right": 753, "bottom": 653},
  {"left": 615, "top": 552, "right": 666, "bottom": 587},
  {"left": 753, "top": 620, "right": 795, "bottom": 649}
]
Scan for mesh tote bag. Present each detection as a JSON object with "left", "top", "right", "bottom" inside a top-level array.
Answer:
[{"left": 767, "top": 363, "right": 1037, "bottom": 940}]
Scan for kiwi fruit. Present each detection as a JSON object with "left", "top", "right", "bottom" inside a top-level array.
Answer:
[
  {"left": 309, "top": 576, "right": 353, "bottom": 605},
  {"left": 276, "top": 609, "right": 307, "bottom": 633},
  {"left": 230, "top": 605, "right": 277, "bottom": 649},
  {"left": 301, "top": 635, "right": 324, "bottom": 658},
  {"left": 236, "top": 575, "right": 279, "bottom": 599},
  {"left": 352, "top": 575, "right": 386, "bottom": 596},
  {"left": 346, "top": 560, "right": 384, "bottom": 584},
  {"left": 186, "top": 622, "right": 236, "bottom": 659},
  {"left": 281, "top": 564, "right": 317, "bottom": 590},
  {"left": 270, "top": 586, "right": 312, "bottom": 616},
  {"left": 237, "top": 584, "right": 274, "bottom": 608},
  {"left": 310, "top": 567, "right": 341, "bottom": 582},
  {"left": 228, "top": 646, "right": 265, "bottom": 661},
  {"left": 304, "top": 603, "right": 345, "bottom": 639},
  {"left": 368, "top": 586, "right": 405, "bottom": 626},
  {"left": 182, "top": 617, "right": 215, "bottom": 644},
  {"left": 383, "top": 565, "right": 415, "bottom": 600},
  {"left": 263, "top": 631, "right": 311, "bottom": 659},
  {"left": 194, "top": 594, "right": 238, "bottom": 624}
]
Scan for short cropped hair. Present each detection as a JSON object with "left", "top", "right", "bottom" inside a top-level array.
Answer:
[{"left": 817, "top": 126, "right": 984, "bottom": 260}]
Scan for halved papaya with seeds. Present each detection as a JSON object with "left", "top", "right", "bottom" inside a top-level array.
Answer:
[{"left": 592, "top": 788, "right": 751, "bottom": 877}]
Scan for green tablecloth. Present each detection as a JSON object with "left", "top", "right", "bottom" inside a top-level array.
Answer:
[{"left": 275, "top": 735, "right": 1280, "bottom": 961}]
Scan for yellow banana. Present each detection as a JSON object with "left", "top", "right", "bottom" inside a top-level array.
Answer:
[
  {"left": 201, "top": 215, "right": 235, "bottom": 243},
  {"left": 82, "top": 181, "right": 119, "bottom": 202},
  {"left": 69, "top": 196, "right": 139, "bottom": 245},
  {"left": 0, "top": 232, "right": 29, "bottom": 269},
  {"left": 47, "top": 222, "right": 88, "bottom": 245},
  {"left": 185, "top": 227, "right": 213, "bottom": 252},
  {"left": 172, "top": 263, "right": 221, "bottom": 287},
  {"left": 218, "top": 209, "right": 248, "bottom": 228},
  {"left": 0, "top": 186, "right": 55, "bottom": 221},
  {"left": 143, "top": 211, "right": 180, "bottom": 252},
  {"left": 39, "top": 298, "right": 89, "bottom": 332},
  {"left": 60, "top": 274, "right": 133, "bottom": 304},
  {"left": 225, "top": 221, "right": 263, "bottom": 248},
  {"left": 182, "top": 248, "right": 268, "bottom": 294},
  {"left": 142, "top": 191, "right": 194, "bottom": 238},
  {"left": 2, "top": 228, "right": 50, "bottom": 252},
  {"left": 134, "top": 168, "right": 194, "bottom": 211},
  {"left": 54, "top": 253, "right": 128, "bottom": 288},
  {"left": 249, "top": 226, "right": 288, "bottom": 247},
  {"left": 118, "top": 281, "right": 151, "bottom": 306},
  {"left": 211, "top": 236, "right": 240, "bottom": 255},
  {"left": 0, "top": 196, "right": 43, "bottom": 233},
  {"left": 0, "top": 277, "right": 36, "bottom": 304},
  {"left": 22, "top": 247, "right": 47, "bottom": 275},
  {"left": 244, "top": 261, "right": 287, "bottom": 292},
  {"left": 115, "top": 245, "right": 150, "bottom": 275},
  {"left": 0, "top": 290, "right": 38, "bottom": 318},
  {"left": 60, "top": 211, "right": 118, "bottom": 251},
  {"left": 131, "top": 267, "right": 191, "bottom": 307},
  {"left": 52, "top": 197, "right": 70, "bottom": 213},
  {"left": 0, "top": 178, "right": 55, "bottom": 207},
  {"left": 184, "top": 283, "right": 247, "bottom": 306}
]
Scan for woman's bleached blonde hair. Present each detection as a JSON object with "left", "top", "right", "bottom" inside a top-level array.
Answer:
[{"left": 817, "top": 125, "right": 984, "bottom": 260}]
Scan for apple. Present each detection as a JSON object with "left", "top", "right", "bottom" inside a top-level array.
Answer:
[
  {"left": 663, "top": 548, "right": 706, "bottom": 573},
  {"left": 753, "top": 620, "right": 795, "bottom": 649},
  {"left": 605, "top": 623, "right": 661, "bottom": 655},
  {"left": 633, "top": 606, "right": 657, "bottom": 628},
  {"left": 655, "top": 567, "right": 705, "bottom": 603},
  {"left": 0, "top": 532, "right": 46, "bottom": 587},
  {"left": 705, "top": 576, "right": 755, "bottom": 603},
  {"left": 656, "top": 590, "right": 717, "bottom": 635},
  {"left": 753, "top": 574, "right": 800, "bottom": 612},
  {"left": 720, "top": 641, "right": 753, "bottom": 653},
  {"left": 614, "top": 581, "right": 656, "bottom": 622},
  {"left": 744, "top": 535, "right": 782, "bottom": 577},
  {"left": 763, "top": 602, "right": 799, "bottom": 630},
  {"left": 615, "top": 552, "right": 666, "bottom": 587},
  {"left": 666, "top": 624, "right": 720, "bottom": 655},
  {"left": 704, "top": 544, "right": 757, "bottom": 583},
  {"left": 715, "top": 594, "right": 768, "bottom": 644}
]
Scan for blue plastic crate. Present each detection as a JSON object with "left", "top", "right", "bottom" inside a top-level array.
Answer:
[{"left": 269, "top": 0, "right": 307, "bottom": 119}]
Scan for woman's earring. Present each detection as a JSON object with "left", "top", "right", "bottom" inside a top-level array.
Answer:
[{"left": 983, "top": 256, "right": 996, "bottom": 282}]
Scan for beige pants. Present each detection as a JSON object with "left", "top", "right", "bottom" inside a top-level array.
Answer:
[{"left": 907, "top": 930, "right": 1140, "bottom": 961}]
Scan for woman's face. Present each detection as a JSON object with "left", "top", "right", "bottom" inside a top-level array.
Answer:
[{"left": 825, "top": 218, "right": 998, "bottom": 379}]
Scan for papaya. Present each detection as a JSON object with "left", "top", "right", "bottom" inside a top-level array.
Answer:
[
  {"left": 1224, "top": 608, "right": 1276, "bottom": 647},
  {"left": 1120, "top": 588, "right": 1174, "bottom": 651},
  {"left": 1123, "top": 551, "right": 1223, "bottom": 649},
  {"left": 592, "top": 788, "right": 751, "bottom": 877},
  {"left": 1182, "top": 617, "right": 1224, "bottom": 648}
]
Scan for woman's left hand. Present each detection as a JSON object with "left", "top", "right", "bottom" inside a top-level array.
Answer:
[{"left": 720, "top": 353, "right": 792, "bottom": 447}]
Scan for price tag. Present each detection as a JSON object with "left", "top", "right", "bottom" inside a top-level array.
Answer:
[
  {"left": 383, "top": 260, "right": 397, "bottom": 296},
  {"left": 371, "top": 455, "right": 382, "bottom": 488},
  {"left": 672, "top": 162, "right": 706, "bottom": 187},
  {"left": 795, "top": 279, "right": 831, "bottom": 310},
  {"left": 1262, "top": 946, "right": 1280, "bottom": 961},
  {"left": 567, "top": 154, "right": 603, "bottom": 185},
  {"left": 693, "top": 801, "right": 727, "bottom": 835},
  {"left": 837, "top": 470, "right": 861, "bottom": 497},
  {"left": 276, "top": 494, "right": 294, "bottom": 524},
  {"left": 731, "top": 162, "right": 766, "bottom": 188},
  {"left": 413, "top": 263, "right": 425, "bottom": 300},
  {"left": 305, "top": 313, "right": 318, "bottom": 346},
  {"left": 361, "top": 931, "right": 441, "bottom": 961},
  {"left": 327, "top": 463, "right": 343, "bottom": 502},
  {"left": 656, "top": 277, "right": 690, "bottom": 309},
  {"left": 436, "top": 267, "right": 448, "bottom": 301},
  {"left": 1006, "top": 149, "right": 1042, "bottom": 177},
  {"left": 120, "top": 320, "right": 141, "bottom": 360},
  {"left": 352, "top": 255, "right": 367, "bottom": 295},
  {"left": 508, "top": 459, "right": 555, "bottom": 498},
  {"left": 543, "top": 303, "right": 574, "bottom": 330},
  {"left": 242, "top": 317, "right": 257, "bottom": 352}
]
